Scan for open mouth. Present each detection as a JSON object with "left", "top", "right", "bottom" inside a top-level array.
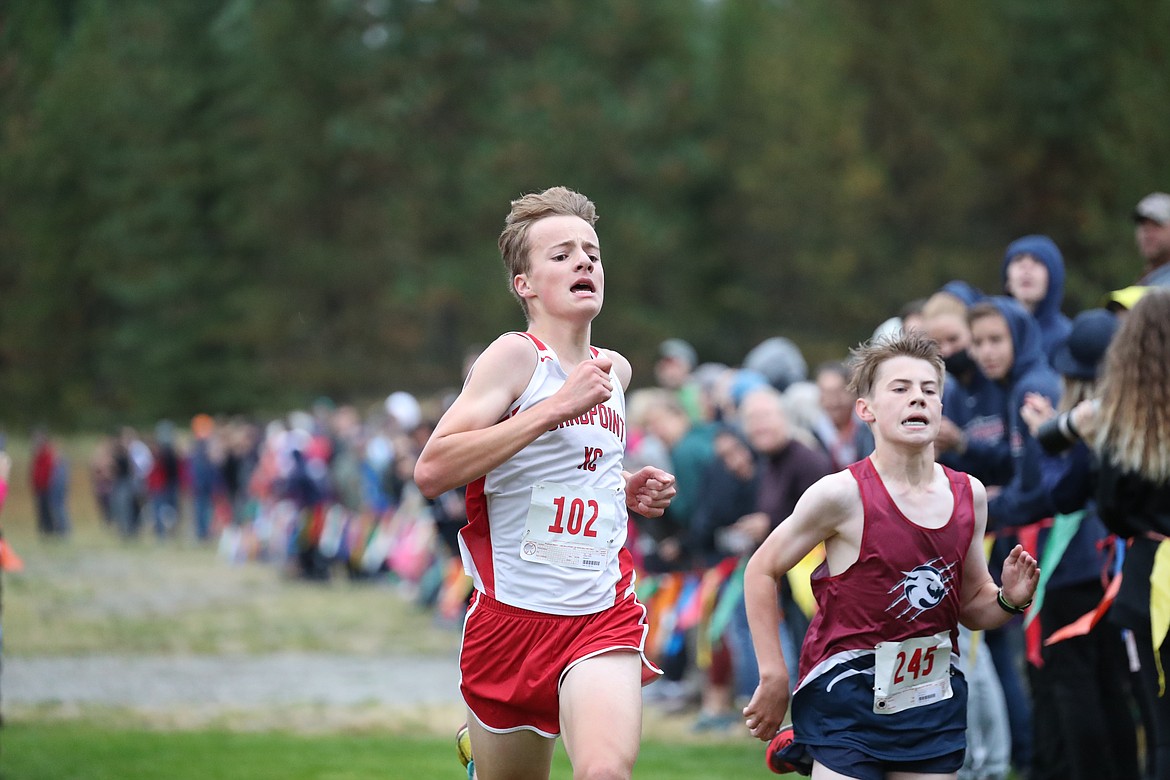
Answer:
[
  {"left": 902, "top": 414, "right": 929, "bottom": 428},
  {"left": 571, "top": 280, "right": 596, "bottom": 294}
]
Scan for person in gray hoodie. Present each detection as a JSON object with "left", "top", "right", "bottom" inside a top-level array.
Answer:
[{"left": 1001, "top": 234, "right": 1072, "bottom": 365}]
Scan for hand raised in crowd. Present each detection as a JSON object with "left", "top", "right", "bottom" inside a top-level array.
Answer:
[
  {"left": 934, "top": 417, "right": 966, "bottom": 453},
  {"left": 731, "top": 511, "right": 772, "bottom": 546},
  {"left": 1020, "top": 391, "right": 1056, "bottom": 437}
]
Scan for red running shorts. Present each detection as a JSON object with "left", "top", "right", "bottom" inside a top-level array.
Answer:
[{"left": 459, "top": 590, "right": 662, "bottom": 736}]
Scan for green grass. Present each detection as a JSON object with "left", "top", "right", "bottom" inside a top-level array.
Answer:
[{"left": 1, "top": 721, "right": 786, "bottom": 780}]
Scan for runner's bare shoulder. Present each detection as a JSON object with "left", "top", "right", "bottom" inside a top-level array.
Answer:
[{"left": 464, "top": 333, "right": 541, "bottom": 396}]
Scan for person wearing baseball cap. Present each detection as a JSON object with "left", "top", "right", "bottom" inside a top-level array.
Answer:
[
  {"left": 1132, "top": 192, "right": 1170, "bottom": 287},
  {"left": 655, "top": 338, "right": 704, "bottom": 422}
]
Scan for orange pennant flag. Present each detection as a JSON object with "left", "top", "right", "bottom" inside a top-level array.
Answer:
[
  {"left": 1044, "top": 572, "right": 1122, "bottom": 646},
  {"left": 0, "top": 538, "right": 24, "bottom": 572}
]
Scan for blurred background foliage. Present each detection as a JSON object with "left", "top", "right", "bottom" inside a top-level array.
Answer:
[{"left": 1, "top": 0, "right": 1168, "bottom": 429}]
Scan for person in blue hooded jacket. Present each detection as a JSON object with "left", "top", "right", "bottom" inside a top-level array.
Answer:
[
  {"left": 924, "top": 280, "right": 1014, "bottom": 487},
  {"left": 968, "top": 296, "right": 1063, "bottom": 527},
  {"left": 965, "top": 296, "right": 1063, "bottom": 777},
  {"left": 1001, "top": 235, "right": 1073, "bottom": 365}
]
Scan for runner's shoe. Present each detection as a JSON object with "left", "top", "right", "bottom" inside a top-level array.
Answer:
[
  {"left": 456, "top": 723, "right": 475, "bottom": 779},
  {"left": 765, "top": 724, "right": 810, "bottom": 775}
]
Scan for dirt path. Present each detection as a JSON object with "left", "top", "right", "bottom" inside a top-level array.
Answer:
[{"left": 4, "top": 652, "right": 461, "bottom": 709}]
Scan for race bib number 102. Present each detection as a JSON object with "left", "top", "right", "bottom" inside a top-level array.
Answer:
[{"left": 520, "top": 483, "right": 616, "bottom": 570}]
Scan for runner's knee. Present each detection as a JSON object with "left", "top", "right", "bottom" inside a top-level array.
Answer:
[{"left": 570, "top": 756, "right": 633, "bottom": 780}]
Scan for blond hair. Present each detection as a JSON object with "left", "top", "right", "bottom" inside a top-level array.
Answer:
[
  {"left": 498, "top": 187, "right": 598, "bottom": 317},
  {"left": 848, "top": 331, "right": 944, "bottom": 399},
  {"left": 1058, "top": 376, "right": 1097, "bottom": 414},
  {"left": 1094, "top": 288, "right": 1170, "bottom": 482},
  {"left": 921, "top": 290, "right": 968, "bottom": 322}
]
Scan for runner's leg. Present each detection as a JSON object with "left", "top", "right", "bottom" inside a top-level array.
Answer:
[
  {"left": 559, "top": 651, "right": 642, "bottom": 780},
  {"left": 466, "top": 714, "right": 555, "bottom": 780}
]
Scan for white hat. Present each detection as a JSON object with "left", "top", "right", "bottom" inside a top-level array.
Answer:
[
  {"left": 1133, "top": 192, "right": 1170, "bottom": 225},
  {"left": 384, "top": 391, "right": 422, "bottom": 431}
]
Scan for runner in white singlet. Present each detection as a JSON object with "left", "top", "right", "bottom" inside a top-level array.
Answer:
[
  {"left": 414, "top": 187, "right": 676, "bottom": 780},
  {"left": 452, "top": 333, "right": 666, "bottom": 744}
]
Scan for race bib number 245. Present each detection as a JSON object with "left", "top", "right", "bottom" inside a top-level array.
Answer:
[{"left": 872, "top": 631, "right": 953, "bottom": 715}]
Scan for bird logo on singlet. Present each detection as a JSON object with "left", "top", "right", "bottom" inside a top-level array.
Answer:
[{"left": 886, "top": 557, "right": 957, "bottom": 620}]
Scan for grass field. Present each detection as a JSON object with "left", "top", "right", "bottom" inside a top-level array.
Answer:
[{"left": 2, "top": 721, "right": 780, "bottom": 780}]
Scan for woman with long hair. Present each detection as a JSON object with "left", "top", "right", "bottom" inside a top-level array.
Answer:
[
  {"left": 1021, "top": 308, "right": 1140, "bottom": 780},
  {"left": 1090, "top": 287, "right": 1170, "bottom": 780}
]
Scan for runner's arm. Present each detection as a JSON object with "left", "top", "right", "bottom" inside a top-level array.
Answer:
[
  {"left": 415, "top": 336, "right": 616, "bottom": 497},
  {"left": 742, "top": 472, "right": 853, "bottom": 740},
  {"left": 958, "top": 475, "right": 1039, "bottom": 629}
]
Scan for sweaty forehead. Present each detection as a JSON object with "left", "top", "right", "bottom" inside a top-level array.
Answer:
[
  {"left": 875, "top": 356, "right": 939, "bottom": 386},
  {"left": 529, "top": 215, "right": 599, "bottom": 250}
]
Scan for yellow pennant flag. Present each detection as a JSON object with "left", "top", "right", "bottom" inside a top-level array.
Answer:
[
  {"left": 1152, "top": 540, "right": 1170, "bottom": 696},
  {"left": 786, "top": 545, "right": 825, "bottom": 618}
]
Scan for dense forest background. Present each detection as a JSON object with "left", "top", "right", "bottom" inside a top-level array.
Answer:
[{"left": 2, "top": 0, "right": 1168, "bottom": 429}]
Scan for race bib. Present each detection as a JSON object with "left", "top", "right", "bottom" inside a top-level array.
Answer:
[
  {"left": 873, "top": 631, "right": 953, "bottom": 715},
  {"left": 520, "top": 483, "right": 617, "bottom": 570}
]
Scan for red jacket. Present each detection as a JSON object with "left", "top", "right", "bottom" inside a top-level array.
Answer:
[{"left": 31, "top": 444, "right": 55, "bottom": 493}]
